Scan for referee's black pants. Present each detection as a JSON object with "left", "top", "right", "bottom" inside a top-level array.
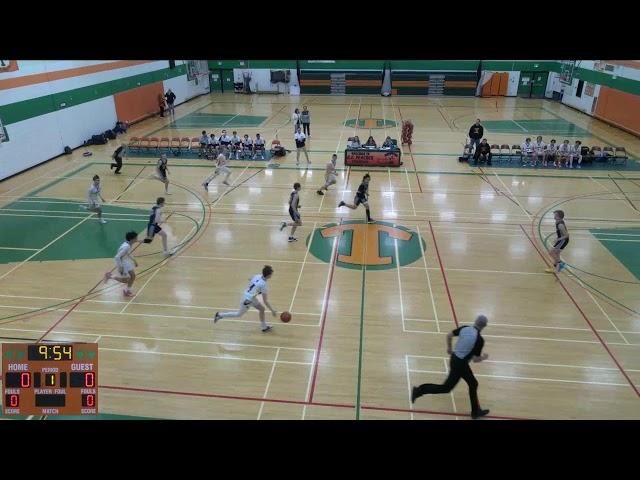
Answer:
[
  {"left": 111, "top": 156, "right": 123, "bottom": 174},
  {"left": 415, "top": 354, "right": 480, "bottom": 413}
]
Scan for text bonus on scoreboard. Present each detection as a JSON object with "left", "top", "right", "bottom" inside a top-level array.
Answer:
[{"left": 2, "top": 343, "right": 98, "bottom": 416}]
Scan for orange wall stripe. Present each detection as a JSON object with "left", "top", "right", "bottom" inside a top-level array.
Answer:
[
  {"left": 392, "top": 81, "right": 430, "bottom": 87},
  {"left": 345, "top": 80, "right": 381, "bottom": 86},
  {"left": 299, "top": 79, "right": 331, "bottom": 86},
  {"left": 444, "top": 80, "right": 477, "bottom": 88},
  {"left": 0, "top": 60, "right": 155, "bottom": 90}
]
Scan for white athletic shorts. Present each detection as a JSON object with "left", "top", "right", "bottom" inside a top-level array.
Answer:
[{"left": 117, "top": 259, "right": 135, "bottom": 277}]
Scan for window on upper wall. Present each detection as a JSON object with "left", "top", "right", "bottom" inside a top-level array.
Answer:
[{"left": 576, "top": 80, "right": 584, "bottom": 98}]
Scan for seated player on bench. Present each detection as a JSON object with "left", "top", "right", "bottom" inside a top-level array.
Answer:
[
  {"left": 520, "top": 137, "right": 536, "bottom": 166},
  {"left": 473, "top": 139, "right": 492, "bottom": 166},
  {"left": 198, "top": 130, "right": 209, "bottom": 158},
  {"left": 545, "top": 139, "right": 558, "bottom": 167},
  {"left": 230, "top": 131, "right": 242, "bottom": 160},
  {"left": 219, "top": 130, "right": 231, "bottom": 158},
  {"left": 208, "top": 133, "right": 219, "bottom": 159},
  {"left": 253, "top": 133, "right": 266, "bottom": 160},
  {"left": 241, "top": 134, "right": 253, "bottom": 159},
  {"left": 557, "top": 140, "right": 571, "bottom": 168}
]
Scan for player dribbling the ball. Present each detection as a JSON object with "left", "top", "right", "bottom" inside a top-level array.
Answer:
[{"left": 213, "top": 265, "right": 278, "bottom": 332}]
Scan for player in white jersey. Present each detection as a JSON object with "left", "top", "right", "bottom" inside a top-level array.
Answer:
[
  {"left": 218, "top": 129, "right": 231, "bottom": 158},
  {"left": 294, "top": 127, "right": 310, "bottom": 165},
  {"left": 241, "top": 134, "right": 253, "bottom": 159},
  {"left": 253, "top": 133, "right": 265, "bottom": 160},
  {"left": 533, "top": 136, "right": 546, "bottom": 168},
  {"left": 202, "top": 148, "right": 231, "bottom": 189},
  {"left": 80, "top": 175, "right": 107, "bottom": 224},
  {"left": 280, "top": 182, "right": 302, "bottom": 242},
  {"left": 520, "top": 138, "right": 535, "bottom": 166},
  {"left": 558, "top": 140, "right": 571, "bottom": 167},
  {"left": 317, "top": 154, "right": 338, "bottom": 195},
  {"left": 213, "top": 265, "right": 277, "bottom": 332},
  {"left": 153, "top": 154, "right": 170, "bottom": 194},
  {"left": 104, "top": 231, "right": 139, "bottom": 297},
  {"left": 230, "top": 131, "right": 242, "bottom": 160}
]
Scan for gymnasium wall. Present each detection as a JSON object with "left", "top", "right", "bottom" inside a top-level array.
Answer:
[
  {"left": 0, "top": 60, "right": 209, "bottom": 181},
  {"left": 557, "top": 61, "right": 640, "bottom": 137},
  {"left": 232, "top": 69, "right": 300, "bottom": 94},
  {"left": 478, "top": 72, "right": 520, "bottom": 97},
  {"left": 595, "top": 86, "right": 640, "bottom": 136}
]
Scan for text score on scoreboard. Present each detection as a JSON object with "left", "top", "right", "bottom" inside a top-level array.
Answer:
[{"left": 2, "top": 343, "right": 98, "bottom": 416}]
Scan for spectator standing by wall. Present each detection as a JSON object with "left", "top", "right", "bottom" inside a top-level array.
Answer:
[
  {"left": 468, "top": 118, "right": 484, "bottom": 153},
  {"left": 165, "top": 89, "right": 176, "bottom": 116}
]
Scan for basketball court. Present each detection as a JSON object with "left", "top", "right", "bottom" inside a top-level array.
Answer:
[{"left": 1, "top": 93, "right": 639, "bottom": 419}]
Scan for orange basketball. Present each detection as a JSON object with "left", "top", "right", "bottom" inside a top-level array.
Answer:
[{"left": 280, "top": 311, "right": 292, "bottom": 323}]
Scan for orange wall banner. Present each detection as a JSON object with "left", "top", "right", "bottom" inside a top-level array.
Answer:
[
  {"left": 595, "top": 86, "right": 640, "bottom": 137},
  {"left": 0, "top": 60, "right": 19, "bottom": 73},
  {"left": 114, "top": 81, "right": 165, "bottom": 124}
]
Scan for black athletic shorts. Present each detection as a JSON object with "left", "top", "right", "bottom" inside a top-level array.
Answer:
[
  {"left": 147, "top": 224, "right": 162, "bottom": 238},
  {"left": 289, "top": 207, "right": 300, "bottom": 223},
  {"left": 553, "top": 238, "right": 569, "bottom": 250}
]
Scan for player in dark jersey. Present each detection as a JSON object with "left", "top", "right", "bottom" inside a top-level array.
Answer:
[
  {"left": 545, "top": 209, "right": 569, "bottom": 273},
  {"left": 280, "top": 182, "right": 302, "bottom": 242},
  {"left": 338, "top": 173, "right": 374, "bottom": 223},
  {"left": 153, "top": 154, "right": 170, "bottom": 194},
  {"left": 143, "top": 197, "right": 173, "bottom": 256}
]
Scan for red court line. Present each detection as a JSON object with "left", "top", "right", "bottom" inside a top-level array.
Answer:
[
  {"left": 428, "top": 220, "right": 459, "bottom": 327},
  {"left": 519, "top": 224, "right": 640, "bottom": 398},
  {"left": 100, "top": 384, "right": 535, "bottom": 420},
  {"left": 308, "top": 218, "right": 342, "bottom": 403}
]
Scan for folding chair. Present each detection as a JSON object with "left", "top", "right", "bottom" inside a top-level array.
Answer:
[{"left": 128, "top": 137, "right": 141, "bottom": 152}]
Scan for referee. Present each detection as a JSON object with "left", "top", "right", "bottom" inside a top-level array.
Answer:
[{"left": 411, "top": 315, "right": 490, "bottom": 419}]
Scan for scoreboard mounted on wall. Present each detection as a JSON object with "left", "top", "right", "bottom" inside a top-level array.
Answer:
[{"left": 2, "top": 343, "right": 98, "bottom": 416}]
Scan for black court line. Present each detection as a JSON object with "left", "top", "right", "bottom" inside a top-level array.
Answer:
[
  {"left": 209, "top": 169, "right": 263, "bottom": 206},
  {"left": 609, "top": 175, "right": 640, "bottom": 213},
  {"left": 112, "top": 164, "right": 148, "bottom": 203}
]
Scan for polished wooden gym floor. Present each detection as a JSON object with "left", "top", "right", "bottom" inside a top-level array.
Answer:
[{"left": 1, "top": 93, "right": 640, "bottom": 419}]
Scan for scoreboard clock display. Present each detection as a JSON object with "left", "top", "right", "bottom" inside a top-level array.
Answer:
[{"left": 2, "top": 343, "right": 98, "bottom": 416}]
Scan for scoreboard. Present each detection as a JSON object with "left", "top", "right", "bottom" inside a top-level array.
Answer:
[{"left": 2, "top": 343, "right": 98, "bottom": 416}]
